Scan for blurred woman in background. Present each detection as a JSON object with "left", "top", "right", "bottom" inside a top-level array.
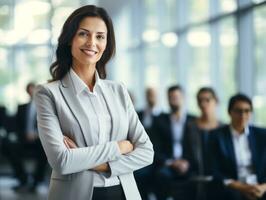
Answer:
[{"left": 184, "top": 87, "right": 222, "bottom": 200}]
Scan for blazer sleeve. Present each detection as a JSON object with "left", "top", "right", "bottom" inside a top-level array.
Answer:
[
  {"left": 208, "top": 130, "right": 228, "bottom": 183},
  {"left": 34, "top": 85, "right": 122, "bottom": 175},
  {"left": 108, "top": 84, "right": 154, "bottom": 177},
  {"left": 150, "top": 115, "right": 169, "bottom": 166}
]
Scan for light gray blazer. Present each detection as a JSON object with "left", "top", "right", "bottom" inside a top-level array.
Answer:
[{"left": 34, "top": 73, "right": 154, "bottom": 200}]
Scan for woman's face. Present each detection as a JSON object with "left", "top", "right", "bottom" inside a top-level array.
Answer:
[
  {"left": 71, "top": 17, "right": 107, "bottom": 67},
  {"left": 197, "top": 91, "right": 217, "bottom": 115}
]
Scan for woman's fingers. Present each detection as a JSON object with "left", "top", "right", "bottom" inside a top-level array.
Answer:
[
  {"left": 63, "top": 137, "right": 70, "bottom": 149},
  {"left": 63, "top": 136, "right": 77, "bottom": 149},
  {"left": 117, "top": 140, "right": 133, "bottom": 154}
]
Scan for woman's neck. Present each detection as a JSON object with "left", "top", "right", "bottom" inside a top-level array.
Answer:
[
  {"left": 197, "top": 113, "right": 218, "bottom": 130},
  {"left": 72, "top": 64, "right": 96, "bottom": 91}
]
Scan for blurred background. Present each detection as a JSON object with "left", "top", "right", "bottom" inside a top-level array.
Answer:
[
  {"left": 0, "top": 0, "right": 266, "bottom": 123},
  {"left": 0, "top": 0, "right": 266, "bottom": 199}
]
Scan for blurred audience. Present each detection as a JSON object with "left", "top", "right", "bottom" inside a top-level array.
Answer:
[
  {"left": 1, "top": 84, "right": 266, "bottom": 200},
  {"left": 209, "top": 93, "right": 266, "bottom": 200}
]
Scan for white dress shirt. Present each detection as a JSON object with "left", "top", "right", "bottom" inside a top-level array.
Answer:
[
  {"left": 70, "top": 68, "right": 120, "bottom": 187},
  {"left": 170, "top": 113, "right": 186, "bottom": 159},
  {"left": 142, "top": 106, "right": 161, "bottom": 129},
  {"left": 26, "top": 100, "right": 38, "bottom": 136},
  {"left": 230, "top": 126, "right": 257, "bottom": 184}
]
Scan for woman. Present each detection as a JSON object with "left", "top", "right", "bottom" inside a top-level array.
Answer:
[
  {"left": 184, "top": 87, "right": 222, "bottom": 200},
  {"left": 34, "top": 5, "right": 154, "bottom": 200}
]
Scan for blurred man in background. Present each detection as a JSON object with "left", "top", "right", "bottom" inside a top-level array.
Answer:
[
  {"left": 135, "top": 87, "right": 161, "bottom": 200},
  {"left": 6, "top": 82, "right": 47, "bottom": 193}
]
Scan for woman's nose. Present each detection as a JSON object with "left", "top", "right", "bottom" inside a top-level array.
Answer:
[{"left": 86, "top": 36, "right": 95, "bottom": 46}]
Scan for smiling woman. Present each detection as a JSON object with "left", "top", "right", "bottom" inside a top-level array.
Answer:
[
  {"left": 71, "top": 17, "right": 107, "bottom": 71},
  {"left": 34, "top": 5, "right": 154, "bottom": 200},
  {"left": 49, "top": 5, "right": 116, "bottom": 81}
]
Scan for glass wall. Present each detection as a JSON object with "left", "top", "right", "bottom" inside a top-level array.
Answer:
[
  {"left": 187, "top": 25, "right": 211, "bottom": 114},
  {"left": 116, "top": 0, "right": 266, "bottom": 124},
  {"left": 219, "top": 16, "right": 238, "bottom": 121},
  {"left": 0, "top": 0, "right": 52, "bottom": 113},
  {"left": 254, "top": 5, "right": 266, "bottom": 125},
  {"left": 0, "top": 0, "right": 265, "bottom": 124}
]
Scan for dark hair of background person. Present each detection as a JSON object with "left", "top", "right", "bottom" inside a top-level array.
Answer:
[
  {"left": 196, "top": 87, "right": 219, "bottom": 103},
  {"left": 167, "top": 84, "right": 183, "bottom": 95},
  {"left": 228, "top": 93, "right": 253, "bottom": 113},
  {"left": 26, "top": 82, "right": 36, "bottom": 93},
  {"left": 49, "top": 5, "right": 116, "bottom": 81}
]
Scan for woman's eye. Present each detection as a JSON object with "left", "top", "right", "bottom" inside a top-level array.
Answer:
[
  {"left": 78, "top": 31, "right": 88, "bottom": 37},
  {"left": 96, "top": 35, "right": 105, "bottom": 40}
]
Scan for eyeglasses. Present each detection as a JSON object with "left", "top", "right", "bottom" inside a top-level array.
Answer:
[
  {"left": 232, "top": 108, "right": 252, "bottom": 115},
  {"left": 198, "top": 97, "right": 213, "bottom": 103}
]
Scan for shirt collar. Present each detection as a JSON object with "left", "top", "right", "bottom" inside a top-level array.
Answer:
[
  {"left": 70, "top": 68, "right": 102, "bottom": 95},
  {"left": 171, "top": 111, "right": 186, "bottom": 123},
  {"left": 145, "top": 106, "right": 161, "bottom": 116},
  {"left": 230, "top": 125, "right": 250, "bottom": 138}
]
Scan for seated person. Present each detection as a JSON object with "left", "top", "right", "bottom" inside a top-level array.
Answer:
[
  {"left": 185, "top": 87, "right": 222, "bottom": 176},
  {"left": 184, "top": 87, "right": 223, "bottom": 200},
  {"left": 152, "top": 85, "right": 195, "bottom": 200},
  {"left": 209, "top": 93, "right": 266, "bottom": 200},
  {"left": 5, "top": 83, "right": 47, "bottom": 192},
  {"left": 135, "top": 87, "right": 161, "bottom": 200}
]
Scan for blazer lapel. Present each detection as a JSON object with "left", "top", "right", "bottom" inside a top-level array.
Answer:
[
  {"left": 59, "top": 73, "right": 94, "bottom": 146},
  {"left": 224, "top": 127, "right": 238, "bottom": 177},
  {"left": 248, "top": 127, "right": 258, "bottom": 173},
  {"left": 99, "top": 82, "right": 121, "bottom": 141},
  {"left": 166, "top": 115, "right": 174, "bottom": 157}
]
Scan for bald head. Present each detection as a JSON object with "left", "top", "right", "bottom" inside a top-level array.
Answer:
[{"left": 146, "top": 88, "right": 157, "bottom": 108}]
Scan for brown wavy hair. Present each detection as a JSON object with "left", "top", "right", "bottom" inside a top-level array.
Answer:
[{"left": 50, "top": 5, "right": 116, "bottom": 81}]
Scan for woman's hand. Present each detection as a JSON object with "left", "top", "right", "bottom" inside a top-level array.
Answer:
[
  {"left": 93, "top": 163, "right": 110, "bottom": 173},
  {"left": 117, "top": 140, "right": 133, "bottom": 154},
  {"left": 63, "top": 136, "right": 77, "bottom": 149},
  {"left": 93, "top": 140, "right": 133, "bottom": 172}
]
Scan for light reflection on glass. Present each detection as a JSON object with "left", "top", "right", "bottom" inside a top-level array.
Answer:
[
  {"left": 161, "top": 32, "right": 178, "bottom": 47},
  {"left": 220, "top": 33, "right": 237, "bottom": 46},
  {"left": 221, "top": 0, "right": 237, "bottom": 13},
  {"left": 142, "top": 29, "right": 160, "bottom": 43},
  {"left": 187, "top": 31, "right": 211, "bottom": 47},
  {"left": 27, "top": 29, "right": 51, "bottom": 44}
]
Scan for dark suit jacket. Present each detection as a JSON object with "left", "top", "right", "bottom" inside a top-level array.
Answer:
[
  {"left": 209, "top": 125, "right": 266, "bottom": 184},
  {"left": 16, "top": 102, "right": 37, "bottom": 143},
  {"left": 0, "top": 106, "right": 6, "bottom": 128},
  {"left": 137, "top": 110, "right": 145, "bottom": 122},
  {"left": 152, "top": 113, "right": 196, "bottom": 167},
  {"left": 137, "top": 110, "right": 159, "bottom": 136}
]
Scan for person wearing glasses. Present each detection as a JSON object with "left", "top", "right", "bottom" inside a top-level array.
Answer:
[
  {"left": 209, "top": 93, "right": 266, "bottom": 200},
  {"left": 184, "top": 87, "right": 222, "bottom": 200}
]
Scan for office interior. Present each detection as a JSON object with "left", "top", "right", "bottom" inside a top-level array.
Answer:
[{"left": 0, "top": 0, "right": 265, "bottom": 199}]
